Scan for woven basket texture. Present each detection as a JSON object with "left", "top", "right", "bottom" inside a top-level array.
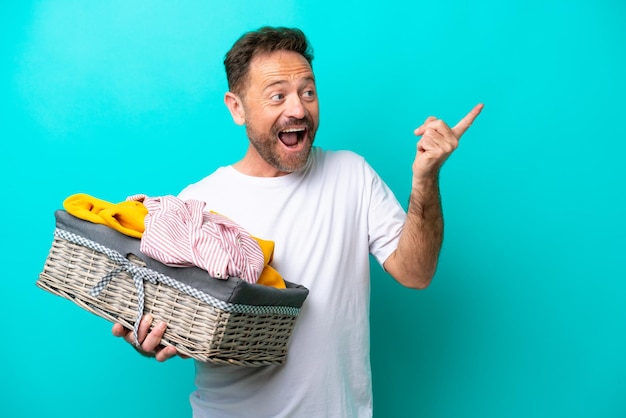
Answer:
[{"left": 37, "top": 236, "right": 297, "bottom": 366}]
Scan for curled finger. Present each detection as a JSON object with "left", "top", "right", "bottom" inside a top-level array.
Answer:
[
  {"left": 155, "top": 345, "right": 178, "bottom": 362},
  {"left": 141, "top": 320, "right": 168, "bottom": 353},
  {"left": 135, "top": 314, "right": 154, "bottom": 345},
  {"left": 112, "top": 322, "right": 129, "bottom": 338}
]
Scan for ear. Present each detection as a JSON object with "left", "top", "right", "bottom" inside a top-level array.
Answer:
[{"left": 224, "top": 92, "right": 246, "bottom": 126}]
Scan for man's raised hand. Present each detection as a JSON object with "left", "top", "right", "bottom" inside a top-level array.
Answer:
[{"left": 412, "top": 103, "right": 484, "bottom": 180}]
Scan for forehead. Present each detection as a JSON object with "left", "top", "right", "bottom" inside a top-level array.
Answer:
[{"left": 247, "top": 50, "right": 314, "bottom": 88}]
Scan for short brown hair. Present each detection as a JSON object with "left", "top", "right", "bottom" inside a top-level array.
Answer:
[{"left": 224, "top": 26, "right": 314, "bottom": 95}]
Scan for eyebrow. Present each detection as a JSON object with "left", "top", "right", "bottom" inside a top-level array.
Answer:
[{"left": 263, "top": 76, "right": 316, "bottom": 92}]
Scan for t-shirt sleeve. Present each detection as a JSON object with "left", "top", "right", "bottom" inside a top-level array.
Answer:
[{"left": 365, "top": 162, "right": 407, "bottom": 268}]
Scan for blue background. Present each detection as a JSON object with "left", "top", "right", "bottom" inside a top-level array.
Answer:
[{"left": 2, "top": 1, "right": 625, "bottom": 417}]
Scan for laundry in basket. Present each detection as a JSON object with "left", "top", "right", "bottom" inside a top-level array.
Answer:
[{"left": 37, "top": 210, "right": 309, "bottom": 366}]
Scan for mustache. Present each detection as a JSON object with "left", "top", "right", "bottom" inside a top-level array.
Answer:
[{"left": 273, "top": 117, "right": 314, "bottom": 133}]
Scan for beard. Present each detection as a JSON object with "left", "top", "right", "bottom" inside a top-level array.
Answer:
[{"left": 245, "top": 116, "right": 317, "bottom": 173}]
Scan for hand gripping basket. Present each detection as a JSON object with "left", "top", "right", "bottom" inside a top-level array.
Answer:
[{"left": 37, "top": 210, "right": 309, "bottom": 366}]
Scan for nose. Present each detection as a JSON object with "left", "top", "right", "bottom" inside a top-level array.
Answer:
[{"left": 284, "top": 94, "right": 306, "bottom": 120}]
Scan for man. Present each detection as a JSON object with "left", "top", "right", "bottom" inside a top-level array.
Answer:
[{"left": 113, "top": 26, "right": 482, "bottom": 417}]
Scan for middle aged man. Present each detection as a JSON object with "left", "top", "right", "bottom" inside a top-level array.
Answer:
[{"left": 113, "top": 26, "right": 483, "bottom": 418}]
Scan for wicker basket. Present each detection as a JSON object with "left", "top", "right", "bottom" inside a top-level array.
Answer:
[{"left": 37, "top": 210, "right": 308, "bottom": 366}]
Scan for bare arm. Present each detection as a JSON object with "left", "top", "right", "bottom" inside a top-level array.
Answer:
[
  {"left": 384, "top": 175, "right": 443, "bottom": 288},
  {"left": 384, "top": 103, "right": 484, "bottom": 289}
]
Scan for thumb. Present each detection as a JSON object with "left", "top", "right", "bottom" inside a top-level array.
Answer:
[{"left": 413, "top": 116, "right": 437, "bottom": 136}]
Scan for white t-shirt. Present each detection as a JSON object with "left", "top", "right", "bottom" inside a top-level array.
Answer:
[{"left": 178, "top": 147, "right": 407, "bottom": 418}]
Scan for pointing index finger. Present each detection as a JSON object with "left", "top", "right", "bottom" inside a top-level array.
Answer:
[{"left": 452, "top": 103, "right": 484, "bottom": 138}]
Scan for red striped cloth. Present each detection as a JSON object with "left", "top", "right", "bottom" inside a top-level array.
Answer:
[{"left": 127, "top": 194, "right": 264, "bottom": 283}]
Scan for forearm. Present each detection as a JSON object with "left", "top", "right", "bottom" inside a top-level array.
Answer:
[
  {"left": 385, "top": 175, "right": 443, "bottom": 289},
  {"left": 386, "top": 103, "right": 482, "bottom": 287}
]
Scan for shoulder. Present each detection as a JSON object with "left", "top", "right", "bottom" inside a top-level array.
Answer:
[
  {"left": 314, "top": 147, "right": 365, "bottom": 164},
  {"left": 311, "top": 148, "right": 371, "bottom": 174},
  {"left": 312, "top": 148, "right": 380, "bottom": 181},
  {"left": 307, "top": 148, "right": 383, "bottom": 194},
  {"left": 177, "top": 166, "right": 232, "bottom": 200}
]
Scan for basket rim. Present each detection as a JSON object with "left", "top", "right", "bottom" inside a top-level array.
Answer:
[
  {"left": 54, "top": 228, "right": 303, "bottom": 317},
  {"left": 53, "top": 209, "right": 309, "bottom": 309}
]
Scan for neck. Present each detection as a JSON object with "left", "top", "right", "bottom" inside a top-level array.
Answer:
[{"left": 232, "top": 146, "right": 290, "bottom": 177}]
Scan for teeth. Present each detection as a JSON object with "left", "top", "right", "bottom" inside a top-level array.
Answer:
[{"left": 282, "top": 128, "right": 306, "bottom": 133}]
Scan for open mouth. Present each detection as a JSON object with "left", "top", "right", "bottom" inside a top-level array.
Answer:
[{"left": 278, "top": 127, "right": 307, "bottom": 147}]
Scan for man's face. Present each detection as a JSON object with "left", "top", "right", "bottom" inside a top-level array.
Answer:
[{"left": 238, "top": 50, "right": 319, "bottom": 175}]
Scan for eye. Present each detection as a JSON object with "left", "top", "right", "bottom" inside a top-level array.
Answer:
[
  {"left": 302, "top": 90, "right": 316, "bottom": 99},
  {"left": 271, "top": 93, "right": 285, "bottom": 101}
]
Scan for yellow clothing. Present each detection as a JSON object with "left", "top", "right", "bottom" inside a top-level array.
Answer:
[
  {"left": 253, "top": 237, "right": 286, "bottom": 289},
  {"left": 63, "top": 193, "right": 147, "bottom": 238},
  {"left": 63, "top": 193, "right": 286, "bottom": 288}
]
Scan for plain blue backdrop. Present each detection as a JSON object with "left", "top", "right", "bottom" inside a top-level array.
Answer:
[{"left": 2, "top": 1, "right": 624, "bottom": 417}]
